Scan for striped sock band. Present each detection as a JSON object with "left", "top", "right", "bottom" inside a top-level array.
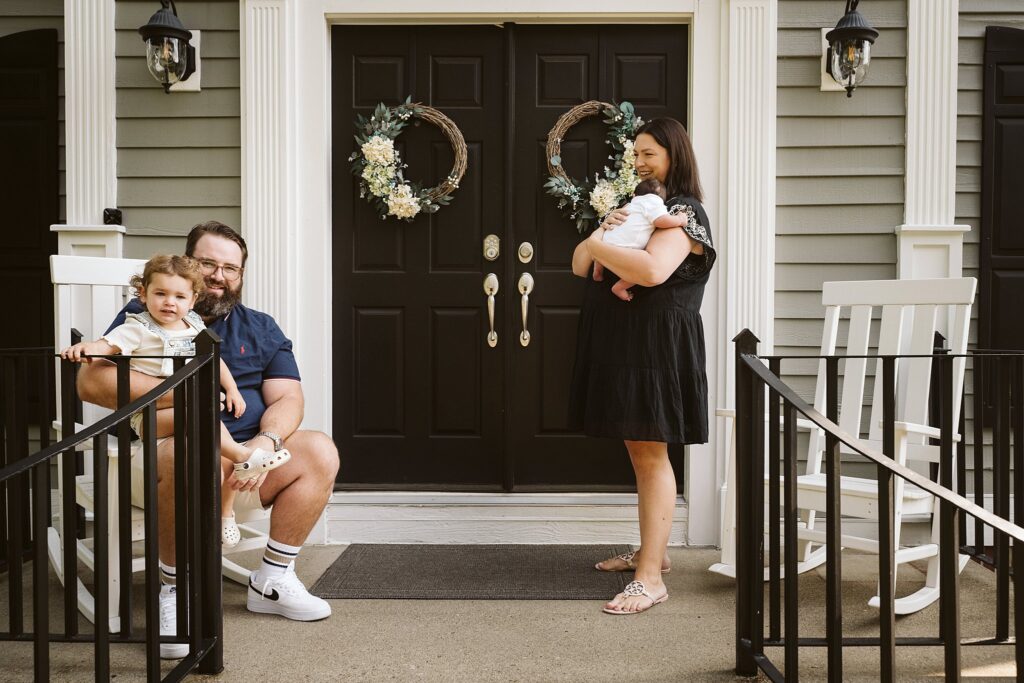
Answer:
[
  {"left": 159, "top": 560, "right": 176, "bottom": 588},
  {"left": 259, "top": 539, "right": 301, "bottom": 579}
]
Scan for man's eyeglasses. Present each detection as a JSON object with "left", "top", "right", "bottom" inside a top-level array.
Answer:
[{"left": 196, "top": 258, "right": 243, "bottom": 281}]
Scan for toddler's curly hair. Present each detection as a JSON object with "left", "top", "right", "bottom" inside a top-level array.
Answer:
[{"left": 130, "top": 254, "right": 206, "bottom": 297}]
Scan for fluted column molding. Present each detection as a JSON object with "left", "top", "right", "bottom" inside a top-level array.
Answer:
[
  {"left": 724, "top": 0, "right": 776, "bottom": 353},
  {"left": 898, "top": 0, "right": 969, "bottom": 281},
  {"left": 63, "top": 0, "right": 117, "bottom": 228},
  {"left": 242, "top": 0, "right": 297, "bottom": 334}
]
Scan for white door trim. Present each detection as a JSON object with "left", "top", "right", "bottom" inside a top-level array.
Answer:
[{"left": 240, "top": 0, "right": 778, "bottom": 546}]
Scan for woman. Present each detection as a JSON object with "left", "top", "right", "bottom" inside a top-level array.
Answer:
[{"left": 568, "top": 117, "right": 715, "bottom": 615}]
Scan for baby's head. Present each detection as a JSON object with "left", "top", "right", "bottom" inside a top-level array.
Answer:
[
  {"left": 130, "top": 255, "right": 206, "bottom": 323},
  {"left": 633, "top": 178, "right": 667, "bottom": 200}
]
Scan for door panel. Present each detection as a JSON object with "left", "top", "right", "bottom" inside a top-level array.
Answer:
[
  {"left": 981, "top": 27, "right": 1024, "bottom": 352},
  {"left": 334, "top": 26, "right": 506, "bottom": 487},
  {"left": 0, "top": 30, "right": 59, "bottom": 423},
  {"left": 333, "top": 24, "right": 691, "bottom": 489},
  {"left": 508, "top": 25, "right": 689, "bottom": 487}
]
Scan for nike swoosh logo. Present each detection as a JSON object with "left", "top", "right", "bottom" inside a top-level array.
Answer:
[{"left": 250, "top": 578, "right": 280, "bottom": 601}]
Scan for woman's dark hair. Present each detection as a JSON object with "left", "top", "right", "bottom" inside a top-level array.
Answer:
[
  {"left": 185, "top": 220, "right": 248, "bottom": 266},
  {"left": 635, "top": 117, "right": 703, "bottom": 203}
]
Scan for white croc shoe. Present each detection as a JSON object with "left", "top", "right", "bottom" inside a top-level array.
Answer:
[
  {"left": 247, "top": 562, "right": 331, "bottom": 621},
  {"left": 234, "top": 448, "right": 291, "bottom": 481}
]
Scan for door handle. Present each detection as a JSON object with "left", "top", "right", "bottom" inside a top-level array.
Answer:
[
  {"left": 483, "top": 273, "right": 499, "bottom": 347},
  {"left": 518, "top": 272, "right": 534, "bottom": 347}
]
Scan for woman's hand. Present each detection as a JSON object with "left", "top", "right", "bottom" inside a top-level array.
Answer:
[{"left": 600, "top": 208, "right": 630, "bottom": 231}]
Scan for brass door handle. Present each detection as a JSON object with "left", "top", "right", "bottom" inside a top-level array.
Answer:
[
  {"left": 518, "top": 272, "right": 534, "bottom": 347},
  {"left": 483, "top": 273, "right": 499, "bottom": 347}
]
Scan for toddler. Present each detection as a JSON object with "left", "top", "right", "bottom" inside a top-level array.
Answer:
[{"left": 60, "top": 254, "right": 291, "bottom": 548}]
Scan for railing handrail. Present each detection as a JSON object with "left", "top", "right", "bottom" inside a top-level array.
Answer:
[
  {"left": 740, "top": 352, "right": 1024, "bottom": 544},
  {"left": 0, "top": 350, "right": 215, "bottom": 483}
]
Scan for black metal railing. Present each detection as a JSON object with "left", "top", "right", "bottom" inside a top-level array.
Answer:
[
  {"left": 0, "top": 330, "right": 224, "bottom": 682},
  {"left": 732, "top": 328, "right": 1024, "bottom": 682}
]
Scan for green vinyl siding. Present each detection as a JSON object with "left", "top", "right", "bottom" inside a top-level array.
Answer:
[
  {"left": 115, "top": 0, "right": 240, "bottom": 257},
  {"left": 0, "top": 0, "right": 65, "bottom": 223},
  {"left": 775, "top": 0, "right": 906, "bottom": 472},
  {"left": 775, "top": 0, "right": 906, "bottom": 368}
]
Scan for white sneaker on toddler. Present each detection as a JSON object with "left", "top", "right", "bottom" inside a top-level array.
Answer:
[
  {"left": 234, "top": 448, "right": 291, "bottom": 481},
  {"left": 222, "top": 514, "right": 240, "bottom": 548},
  {"left": 247, "top": 562, "right": 332, "bottom": 621}
]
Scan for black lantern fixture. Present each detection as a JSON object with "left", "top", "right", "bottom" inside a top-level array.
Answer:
[
  {"left": 825, "top": 0, "right": 879, "bottom": 97},
  {"left": 138, "top": 1, "right": 195, "bottom": 93}
]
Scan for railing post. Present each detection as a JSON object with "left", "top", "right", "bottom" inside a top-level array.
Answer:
[
  {"left": 825, "top": 355, "right": 843, "bottom": 681},
  {"left": 734, "top": 328, "right": 760, "bottom": 677},
  {"left": 938, "top": 354, "right": 961, "bottom": 678},
  {"left": 1012, "top": 355, "right": 1024, "bottom": 672},
  {"left": 195, "top": 331, "right": 224, "bottom": 675},
  {"left": 879, "top": 355, "right": 896, "bottom": 682}
]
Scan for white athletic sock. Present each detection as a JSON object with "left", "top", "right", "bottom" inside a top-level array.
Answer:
[
  {"left": 159, "top": 560, "right": 176, "bottom": 591},
  {"left": 257, "top": 539, "right": 301, "bottom": 581}
]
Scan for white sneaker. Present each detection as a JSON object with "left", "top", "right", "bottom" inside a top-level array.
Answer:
[
  {"left": 247, "top": 562, "right": 332, "bottom": 621},
  {"left": 159, "top": 586, "right": 189, "bottom": 660}
]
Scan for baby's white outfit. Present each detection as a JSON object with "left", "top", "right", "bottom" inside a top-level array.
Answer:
[
  {"left": 602, "top": 193, "right": 670, "bottom": 249},
  {"left": 102, "top": 310, "right": 205, "bottom": 438}
]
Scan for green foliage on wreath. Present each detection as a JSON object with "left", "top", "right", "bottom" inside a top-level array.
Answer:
[
  {"left": 544, "top": 101, "right": 644, "bottom": 234},
  {"left": 348, "top": 97, "right": 458, "bottom": 222}
]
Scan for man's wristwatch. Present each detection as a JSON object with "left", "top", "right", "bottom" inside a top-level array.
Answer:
[{"left": 256, "top": 431, "right": 283, "bottom": 451}]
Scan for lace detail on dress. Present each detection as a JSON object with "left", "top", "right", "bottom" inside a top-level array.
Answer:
[{"left": 669, "top": 203, "right": 716, "bottom": 280}]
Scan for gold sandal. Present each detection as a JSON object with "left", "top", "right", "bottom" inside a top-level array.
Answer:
[
  {"left": 594, "top": 549, "right": 671, "bottom": 574},
  {"left": 602, "top": 580, "right": 669, "bottom": 615}
]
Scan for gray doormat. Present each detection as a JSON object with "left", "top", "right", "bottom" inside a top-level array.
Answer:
[{"left": 310, "top": 544, "right": 632, "bottom": 600}]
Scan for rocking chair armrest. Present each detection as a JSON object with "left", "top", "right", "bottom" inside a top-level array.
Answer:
[
  {"left": 892, "top": 420, "right": 962, "bottom": 443},
  {"left": 716, "top": 408, "right": 818, "bottom": 433}
]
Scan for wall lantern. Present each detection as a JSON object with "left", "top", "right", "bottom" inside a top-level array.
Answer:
[
  {"left": 824, "top": 0, "right": 879, "bottom": 97},
  {"left": 138, "top": 1, "right": 196, "bottom": 93}
]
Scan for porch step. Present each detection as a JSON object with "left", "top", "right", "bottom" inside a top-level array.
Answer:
[{"left": 322, "top": 492, "right": 689, "bottom": 545}]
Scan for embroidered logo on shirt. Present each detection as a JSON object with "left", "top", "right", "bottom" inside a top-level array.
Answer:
[{"left": 240, "top": 344, "right": 246, "bottom": 355}]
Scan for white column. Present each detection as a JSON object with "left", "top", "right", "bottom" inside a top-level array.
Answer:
[
  {"left": 898, "top": 0, "right": 968, "bottom": 281},
  {"left": 709, "top": 0, "right": 776, "bottom": 547},
  {"left": 63, "top": 0, "right": 118, "bottom": 230},
  {"left": 242, "top": 0, "right": 297, "bottom": 335}
]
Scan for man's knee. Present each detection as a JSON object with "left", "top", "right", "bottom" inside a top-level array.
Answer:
[{"left": 297, "top": 431, "right": 339, "bottom": 482}]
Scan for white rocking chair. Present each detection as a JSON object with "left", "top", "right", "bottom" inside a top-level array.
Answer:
[
  {"left": 46, "top": 254, "right": 269, "bottom": 631},
  {"left": 711, "top": 277, "right": 976, "bottom": 615}
]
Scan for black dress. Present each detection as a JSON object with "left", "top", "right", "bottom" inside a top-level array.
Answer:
[{"left": 568, "top": 196, "right": 716, "bottom": 444}]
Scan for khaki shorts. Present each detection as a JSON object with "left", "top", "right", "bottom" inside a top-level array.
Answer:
[{"left": 128, "top": 441, "right": 269, "bottom": 522}]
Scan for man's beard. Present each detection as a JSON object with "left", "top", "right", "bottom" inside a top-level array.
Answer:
[{"left": 194, "top": 281, "right": 242, "bottom": 319}]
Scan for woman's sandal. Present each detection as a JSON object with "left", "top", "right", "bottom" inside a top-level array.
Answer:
[
  {"left": 602, "top": 580, "right": 669, "bottom": 615},
  {"left": 234, "top": 448, "right": 292, "bottom": 481},
  {"left": 222, "top": 514, "right": 241, "bottom": 548},
  {"left": 594, "top": 549, "right": 671, "bottom": 574}
]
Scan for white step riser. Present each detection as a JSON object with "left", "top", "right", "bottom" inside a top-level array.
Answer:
[{"left": 318, "top": 493, "right": 690, "bottom": 545}]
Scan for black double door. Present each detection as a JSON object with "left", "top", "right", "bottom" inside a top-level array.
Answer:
[{"left": 332, "top": 24, "right": 688, "bottom": 490}]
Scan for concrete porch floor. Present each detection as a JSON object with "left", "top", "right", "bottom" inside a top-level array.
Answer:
[{"left": 1, "top": 546, "right": 1016, "bottom": 682}]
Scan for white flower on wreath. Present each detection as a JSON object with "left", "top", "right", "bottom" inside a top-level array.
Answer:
[
  {"left": 361, "top": 134, "right": 396, "bottom": 165},
  {"left": 613, "top": 139, "right": 639, "bottom": 197},
  {"left": 589, "top": 179, "right": 620, "bottom": 216},
  {"left": 386, "top": 184, "right": 422, "bottom": 219},
  {"left": 362, "top": 163, "right": 395, "bottom": 198}
]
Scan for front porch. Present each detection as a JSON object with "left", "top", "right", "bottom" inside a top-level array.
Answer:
[{"left": 2, "top": 546, "right": 1012, "bottom": 681}]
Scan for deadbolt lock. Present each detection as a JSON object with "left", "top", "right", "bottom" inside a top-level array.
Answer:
[
  {"left": 484, "top": 234, "right": 500, "bottom": 261},
  {"left": 518, "top": 242, "right": 534, "bottom": 264}
]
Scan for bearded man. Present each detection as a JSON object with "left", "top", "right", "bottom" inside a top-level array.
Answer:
[{"left": 78, "top": 221, "right": 338, "bottom": 659}]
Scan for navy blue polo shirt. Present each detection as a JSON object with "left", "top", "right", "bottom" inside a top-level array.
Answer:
[{"left": 107, "top": 300, "right": 301, "bottom": 441}]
